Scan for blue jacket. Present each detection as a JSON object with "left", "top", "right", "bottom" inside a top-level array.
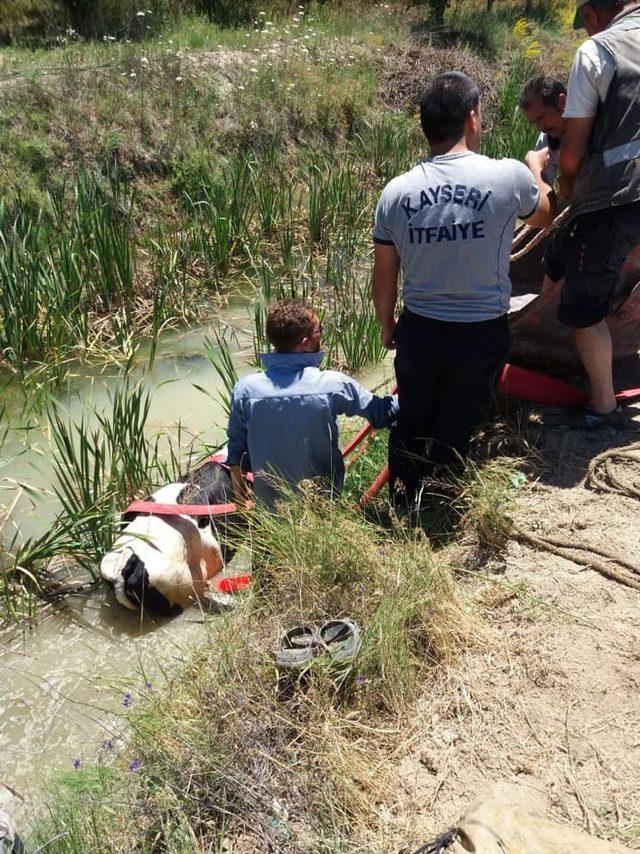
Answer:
[{"left": 226, "top": 351, "right": 398, "bottom": 507}]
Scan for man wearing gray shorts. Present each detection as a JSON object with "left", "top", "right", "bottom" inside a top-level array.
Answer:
[
  {"left": 372, "top": 72, "right": 554, "bottom": 506},
  {"left": 559, "top": 0, "right": 640, "bottom": 427}
]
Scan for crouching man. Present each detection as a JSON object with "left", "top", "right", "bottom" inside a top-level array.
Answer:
[
  {"left": 227, "top": 299, "right": 398, "bottom": 509},
  {"left": 372, "top": 72, "right": 555, "bottom": 508}
]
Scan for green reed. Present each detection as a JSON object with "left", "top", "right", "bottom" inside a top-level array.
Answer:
[
  {"left": 203, "top": 333, "right": 240, "bottom": 418},
  {"left": 14, "top": 379, "right": 177, "bottom": 583},
  {"left": 355, "top": 117, "right": 423, "bottom": 183},
  {"left": 71, "top": 173, "right": 137, "bottom": 313},
  {"left": 482, "top": 59, "right": 538, "bottom": 161}
]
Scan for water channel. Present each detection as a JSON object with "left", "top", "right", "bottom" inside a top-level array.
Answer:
[{"left": 0, "top": 303, "right": 392, "bottom": 822}]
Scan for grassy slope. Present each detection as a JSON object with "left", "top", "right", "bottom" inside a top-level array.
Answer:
[
  {"left": 28, "top": 491, "right": 485, "bottom": 852},
  {"left": 0, "top": 5, "right": 406, "bottom": 208}
]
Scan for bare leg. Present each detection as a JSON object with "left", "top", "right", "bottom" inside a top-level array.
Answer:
[
  {"left": 541, "top": 274, "right": 562, "bottom": 295},
  {"left": 573, "top": 320, "right": 616, "bottom": 414}
]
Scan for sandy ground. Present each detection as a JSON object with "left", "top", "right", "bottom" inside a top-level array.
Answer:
[{"left": 393, "top": 405, "right": 640, "bottom": 851}]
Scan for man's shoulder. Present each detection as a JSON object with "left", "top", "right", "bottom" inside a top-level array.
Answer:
[
  {"left": 313, "top": 368, "right": 353, "bottom": 390},
  {"left": 380, "top": 164, "right": 423, "bottom": 198},
  {"left": 233, "top": 371, "right": 268, "bottom": 397},
  {"left": 572, "top": 35, "right": 604, "bottom": 71},
  {"left": 470, "top": 154, "right": 529, "bottom": 181}
]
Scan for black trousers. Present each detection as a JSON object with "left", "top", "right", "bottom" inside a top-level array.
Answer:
[{"left": 388, "top": 309, "right": 510, "bottom": 504}]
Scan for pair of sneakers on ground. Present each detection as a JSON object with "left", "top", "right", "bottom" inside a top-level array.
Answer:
[{"left": 274, "top": 618, "right": 362, "bottom": 670}]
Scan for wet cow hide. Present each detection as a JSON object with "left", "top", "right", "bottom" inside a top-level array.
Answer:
[{"left": 100, "top": 461, "right": 243, "bottom": 617}]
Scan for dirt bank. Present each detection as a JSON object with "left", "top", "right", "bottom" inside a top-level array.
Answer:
[{"left": 396, "top": 407, "right": 640, "bottom": 850}]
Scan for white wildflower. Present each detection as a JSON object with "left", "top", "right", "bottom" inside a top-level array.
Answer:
[
  {"left": 176, "top": 75, "right": 183, "bottom": 81},
  {"left": 130, "top": 71, "right": 137, "bottom": 77},
  {"left": 136, "top": 10, "right": 145, "bottom": 16}
]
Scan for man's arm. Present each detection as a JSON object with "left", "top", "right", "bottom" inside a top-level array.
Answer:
[
  {"left": 226, "top": 388, "right": 250, "bottom": 507},
  {"left": 372, "top": 243, "right": 400, "bottom": 349},
  {"left": 558, "top": 116, "right": 596, "bottom": 199},
  {"left": 523, "top": 150, "right": 557, "bottom": 228},
  {"left": 334, "top": 376, "right": 398, "bottom": 428}
]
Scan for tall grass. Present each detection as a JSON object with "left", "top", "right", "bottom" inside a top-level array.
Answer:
[
  {"left": 0, "top": 174, "right": 172, "bottom": 376},
  {"left": 482, "top": 59, "right": 539, "bottom": 161}
]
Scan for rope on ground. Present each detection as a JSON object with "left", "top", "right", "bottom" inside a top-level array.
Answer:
[
  {"left": 509, "top": 206, "right": 571, "bottom": 263},
  {"left": 512, "top": 526, "right": 640, "bottom": 591},
  {"left": 586, "top": 441, "right": 640, "bottom": 500}
]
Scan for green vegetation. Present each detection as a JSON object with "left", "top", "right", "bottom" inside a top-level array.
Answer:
[
  {"left": 0, "top": 379, "right": 192, "bottom": 621},
  {"left": 0, "top": 0, "right": 565, "bottom": 388}
]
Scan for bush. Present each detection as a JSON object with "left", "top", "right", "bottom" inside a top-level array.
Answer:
[
  {"left": 0, "top": 0, "right": 64, "bottom": 45},
  {"left": 192, "top": 0, "right": 295, "bottom": 27},
  {"left": 61, "top": 0, "right": 171, "bottom": 40},
  {"left": 16, "top": 137, "right": 54, "bottom": 178}
]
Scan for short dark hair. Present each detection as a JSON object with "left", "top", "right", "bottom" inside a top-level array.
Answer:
[
  {"left": 266, "top": 298, "right": 316, "bottom": 352},
  {"left": 518, "top": 76, "right": 567, "bottom": 110},
  {"left": 419, "top": 72, "right": 480, "bottom": 146}
]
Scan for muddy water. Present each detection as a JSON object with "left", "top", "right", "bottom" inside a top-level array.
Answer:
[{"left": 0, "top": 312, "right": 392, "bottom": 821}]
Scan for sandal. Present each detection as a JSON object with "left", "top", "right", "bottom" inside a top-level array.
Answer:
[
  {"left": 569, "top": 405, "right": 631, "bottom": 431},
  {"left": 274, "top": 624, "right": 320, "bottom": 670},
  {"left": 318, "top": 618, "right": 362, "bottom": 662}
]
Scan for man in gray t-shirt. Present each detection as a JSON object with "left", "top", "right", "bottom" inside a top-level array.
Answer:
[
  {"left": 373, "top": 154, "right": 540, "bottom": 322},
  {"left": 373, "top": 72, "right": 554, "bottom": 507}
]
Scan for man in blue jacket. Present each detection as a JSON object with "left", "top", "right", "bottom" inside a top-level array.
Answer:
[{"left": 226, "top": 299, "right": 398, "bottom": 509}]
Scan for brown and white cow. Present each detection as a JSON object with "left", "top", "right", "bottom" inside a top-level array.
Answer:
[{"left": 100, "top": 460, "right": 244, "bottom": 617}]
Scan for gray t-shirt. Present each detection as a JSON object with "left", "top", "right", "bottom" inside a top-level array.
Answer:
[
  {"left": 373, "top": 151, "right": 539, "bottom": 322},
  {"left": 535, "top": 131, "right": 560, "bottom": 186}
]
